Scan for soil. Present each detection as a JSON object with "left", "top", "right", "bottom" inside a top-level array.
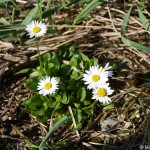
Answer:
[{"left": 0, "top": 1, "right": 150, "bottom": 150}]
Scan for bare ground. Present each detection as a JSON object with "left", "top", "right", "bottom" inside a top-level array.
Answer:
[{"left": 0, "top": 1, "right": 150, "bottom": 150}]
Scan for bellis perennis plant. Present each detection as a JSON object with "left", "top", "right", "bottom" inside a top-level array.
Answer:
[
  {"left": 22, "top": 46, "right": 114, "bottom": 128},
  {"left": 23, "top": 21, "right": 114, "bottom": 128}
]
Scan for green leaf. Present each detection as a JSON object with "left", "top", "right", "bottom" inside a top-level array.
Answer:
[
  {"left": 42, "top": 102, "right": 49, "bottom": 111},
  {"left": 74, "top": 0, "right": 106, "bottom": 24},
  {"left": 80, "top": 52, "right": 90, "bottom": 61},
  {"left": 121, "top": 36, "right": 150, "bottom": 52},
  {"left": 48, "top": 63, "right": 54, "bottom": 69},
  {"left": 15, "top": 68, "right": 30, "bottom": 75},
  {"left": 68, "top": 95, "right": 75, "bottom": 103},
  {"left": 22, "top": 6, "right": 38, "bottom": 25},
  {"left": 116, "top": 108, "right": 123, "bottom": 115},
  {"left": 82, "top": 101, "right": 95, "bottom": 115},
  {"left": 121, "top": 7, "right": 150, "bottom": 53},
  {"left": 32, "top": 110, "right": 44, "bottom": 116},
  {"left": 83, "top": 106, "right": 94, "bottom": 115},
  {"left": 0, "top": 24, "right": 24, "bottom": 39},
  {"left": 55, "top": 95, "right": 61, "bottom": 102},
  {"left": 137, "top": 6, "right": 150, "bottom": 32},
  {"left": 129, "top": 114, "right": 136, "bottom": 120},
  {"left": 48, "top": 98, "right": 58, "bottom": 108},
  {"left": 81, "top": 88, "right": 86, "bottom": 101},
  {"left": 0, "top": 0, "right": 11, "bottom": 3},
  {"left": 6, "top": 36, "right": 20, "bottom": 42},
  {"left": 43, "top": 52, "right": 51, "bottom": 60},
  {"left": 36, "top": 115, "right": 49, "bottom": 123},
  {"left": 103, "top": 103, "right": 115, "bottom": 109},
  {"left": 138, "top": 99, "right": 147, "bottom": 116},
  {"left": 26, "top": 78, "right": 38, "bottom": 91},
  {"left": 0, "top": 17, "right": 10, "bottom": 25},
  {"left": 22, "top": 98, "right": 34, "bottom": 109},
  {"left": 0, "top": 24, "right": 25, "bottom": 29},
  {"left": 74, "top": 109, "right": 82, "bottom": 123},
  {"left": 76, "top": 122, "right": 82, "bottom": 129},
  {"left": 71, "top": 70, "right": 79, "bottom": 79},
  {"left": 30, "top": 71, "right": 40, "bottom": 78},
  {"left": 67, "top": 80, "right": 78, "bottom": 90},
  {"left": 121, "top": 7, "right": 132, "bottom": 35},
  {"left": 69, "top": 58, "right": 78, "bottom": 67},
  {"left": 60, "top": 64, "right": 71, "bottom": 78},
  {"left": 82, "top": 100, "right": 91, "bottom": 105},
  {"left": 53, "top": 58, "right": 60, "bottom": 70},
  {"left": 77, "top": 88, "right": 86, "bottom": 101},
  {"left": 22, "top": 95, "right": 43, "bottom": 110},
  {"left": 0, "top": 29, "right": 16, "bottom": 37},
  {"left": 60, "top": 92, "right": 69, "bottom": 104},
  {"left": 42, "top": 6, "right": 63, "bottom": 18},
  {"left": 39, "top": 116, "right": 69, "bottom": 148},
  {"left": 70, "top": 0, "right": 91, "bottom": 5}
]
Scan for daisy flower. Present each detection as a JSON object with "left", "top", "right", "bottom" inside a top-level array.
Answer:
[
  {"left": 92, "top": 83, "right": 114, "bottom": 104},
  {"left": 82, "top": 65, "right": 108, "bottom": 90},
  {"left": 25, "top": 20, "right": 47, "bottom": 38},
  {"left": 100, "top": 63, "right": 113, "bottom": 77},
  {"left": 37, "top": 76, "right": 59, "bottom": 96}
]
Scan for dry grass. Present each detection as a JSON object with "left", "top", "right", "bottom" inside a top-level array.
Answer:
[{"left": 0, "top": 1, "right": 150, "bottom": 149}]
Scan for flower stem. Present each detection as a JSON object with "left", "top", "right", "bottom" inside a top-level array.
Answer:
[{"left": 36, "top": 39, "right": 42, "bottom": 71}]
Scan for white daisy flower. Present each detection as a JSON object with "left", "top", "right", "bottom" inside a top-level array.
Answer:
[
  {"left": 82, "top": 65, "right": 108, "bottom": 90},
  {"left": 25, "top": 20, "right": 47, "bottom": 38},
  {"left": 100, "top": 63, "right": 113, "bottom": 77},
  {"left": 37, "top": 76, "right": 58, "bottom": 96},
  {"left": 92, "top": 83, "right": 114, "bottom": 104}
]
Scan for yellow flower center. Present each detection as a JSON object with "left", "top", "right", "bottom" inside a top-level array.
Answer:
[
  {"left": 98, "top": 88, "right": 106, "bottom": 97},
  {"left": 92, "top": 75, "right": 100, "bottom": 82},
  {"left": 44, "top": 82, "right": 52, "bottom": 90},
  {"left": 33, "top": 26, "right": 41, "bottom": 33}
]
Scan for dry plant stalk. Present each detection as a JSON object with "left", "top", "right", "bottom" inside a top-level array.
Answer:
[{"left": 68, "top": 106, "right": 80, "bottom": 138}]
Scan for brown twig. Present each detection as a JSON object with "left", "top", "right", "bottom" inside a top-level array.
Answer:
[{"left": 68, "top": 106, "right": 80, "bottom": 138}]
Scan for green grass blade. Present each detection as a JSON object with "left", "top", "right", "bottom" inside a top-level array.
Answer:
[
  {"left": 137, "top": 6, "right": 150, "bottom": 32},
  {"left": 0, "top": 17, "right": 10, "bottom": 25},
  {"left": 46, "top": 0, "right": 53, "bottom": 10},
  {"left": 74, "top": 0, "right": 107, "bottom": 24},
  {"left": 121, "top": 7, "right": 132, "bottom": 35},
  {"left": 138, "top": 99, "right": 146, "bottom": 116},
  {"left": 0, "top": 24, "right": 26, "bottom": 32},
  {"left": 0, "top": 24, "right": 25, "bottom": 39},
  {"left": 121, "top": 36, "right": 150, "bottom": 53},
  {"left": 70, "top": 0, "right": 93, "bottom": 5},
  {"left": 0, "top": 29, "right": 16, "bottom": 37},
  {"left": 42, "top": 0, "right": 90, "bottom": 19},
  {"left": 39, "top": 116, "right": 69, "bottom": 148},
  {"left": 21, "top": 6, "right": 38, "bottom": 25},
  {"left": 121, "top": 7, "right": 150, "bottom": 53},
  {"left": 7, "top": 36, "right": 20, "bottom": 42},
  {"left": 0, "top": 0, "right": 11, "bottom": 3},
  {"left": 0, "top": 24, "right": 25, "bottom": 29},
  {"left": 42, "top": 6, "right": 63, "bottom": 18}
]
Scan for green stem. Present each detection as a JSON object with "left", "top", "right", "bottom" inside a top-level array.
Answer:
[
  {"left": 46, "top": 0, "right": 53, "bottom": 24},
  {"left": 37, "top": 0, "right": 43, "bottom": 20},
  {"left": 36, "top": 39, "right": 42, "bottom": 71}
]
